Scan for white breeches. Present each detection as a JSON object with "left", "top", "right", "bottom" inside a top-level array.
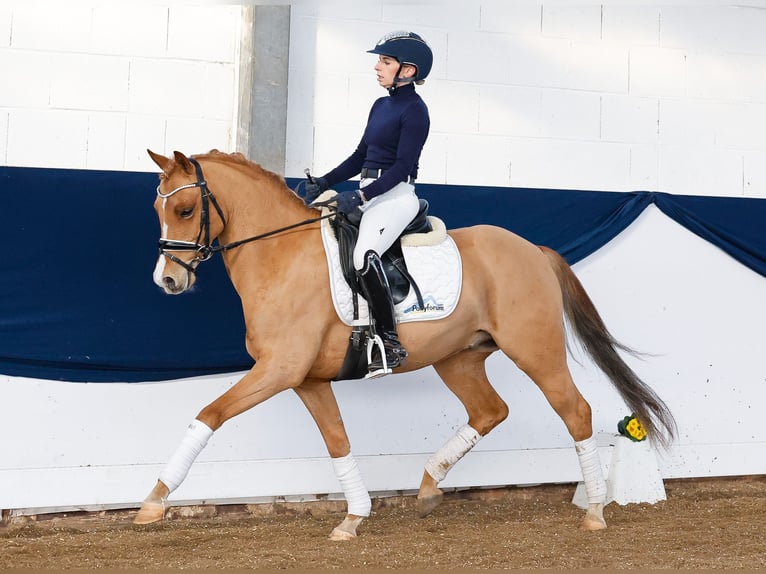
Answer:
[{"left": 353, "top": 180, "right": 420, "bottom": 270}]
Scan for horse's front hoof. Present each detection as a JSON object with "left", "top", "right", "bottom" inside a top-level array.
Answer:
[
  {"left": 417, "top": 491, "right": 444, "bottom": 518},
  {"left": 133, "top": 500, "right": 166, "bottom": 525},
  {"left": 328, "top": 515, "right": 363, "bottom": 541},
  {"left": 580, "top": 503, "right": 607, "bottom": 531},
  {"left": 329, "top": 527, "right": 356, "bottom": 541}
]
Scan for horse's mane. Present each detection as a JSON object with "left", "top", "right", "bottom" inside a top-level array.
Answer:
[
  {"left": 193, "top": 149, "right": 306, "bottom": 208},
  {"left": 195, "top": 149, "right": 283, "bottom": 185}
]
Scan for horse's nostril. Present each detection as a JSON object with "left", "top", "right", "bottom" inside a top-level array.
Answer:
[{"left": 163, "top": 276, "right": 176, "bottom": 290}]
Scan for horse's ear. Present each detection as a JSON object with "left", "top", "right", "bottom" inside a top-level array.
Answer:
[
  {"left": 173, "top": 151, "right": 194, "bottom": 174},
  {"left": 147, "top": 149, "right": 172, "bottom": 174}
]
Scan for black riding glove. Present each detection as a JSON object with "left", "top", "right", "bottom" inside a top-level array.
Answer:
[
  {"left": 303, "top": 176, "right": 329, "bottom": 204},
  {"left": 334, "top": 190, "right": 363, "bottom": 214}
]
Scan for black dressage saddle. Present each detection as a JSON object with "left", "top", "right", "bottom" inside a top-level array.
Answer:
[{"left": 331, "top": 198, "right": 432, "bottom": 307}]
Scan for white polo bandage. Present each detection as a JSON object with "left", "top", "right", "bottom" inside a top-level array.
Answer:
[
  {"left": 575, "top": 435, "right": 607, "bottom": 504},
  {"left": 424, "top": 424, "right": 482, "bottom": 483},
  {"left": 158, "top": 419, "right": 214, "bottom": 493},
  {"left": 331, "top": 453, "right": 371, "bottom": 517}
]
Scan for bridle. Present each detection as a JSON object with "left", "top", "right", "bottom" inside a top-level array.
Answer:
[
  {"left": 156, "top": 157, "right": 335, "bottom": 276},
  {"left": 156, "top": 157, "right": 227, "bottom": 275}
]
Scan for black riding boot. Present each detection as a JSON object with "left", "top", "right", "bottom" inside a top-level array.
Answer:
[{"left": 357, "top": 250, "right": 408, "bottom": 375}]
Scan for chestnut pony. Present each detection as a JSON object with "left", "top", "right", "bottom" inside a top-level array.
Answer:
[{"left": 135, "top": 149, "right": 675, "bottom": 538}]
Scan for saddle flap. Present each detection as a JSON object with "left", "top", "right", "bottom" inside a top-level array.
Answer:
[{"left": 320, "top": 209, "right": 461, "bottom": 327}]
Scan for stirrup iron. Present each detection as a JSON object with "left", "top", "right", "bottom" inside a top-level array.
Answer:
[{"left": 365, "top": 334, "right": 392, "bottom": 379}]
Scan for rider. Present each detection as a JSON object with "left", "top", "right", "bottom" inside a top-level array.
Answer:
[{"left": 304, "top": 30, "right": 432, "bottom": 376}]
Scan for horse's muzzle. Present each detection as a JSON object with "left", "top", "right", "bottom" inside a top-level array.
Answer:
[{"left": 153, "top": 253, "right": 196, "bottom": 294}]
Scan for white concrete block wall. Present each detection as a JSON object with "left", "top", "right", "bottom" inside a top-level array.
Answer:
[
  {"left": 3, "top": 2, "right": 762, "bottom": 196},
  {"left": 0, "top": 4, "right": 240, "bottom": 172},
  {"left": 0, "top": 111, "right": 7, "bottom": 162},
  {"left": 289, "top": 2, "right": 766, "bottom": 198}
]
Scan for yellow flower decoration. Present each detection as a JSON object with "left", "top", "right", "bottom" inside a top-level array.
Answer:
[{"left": 618, "top": 414, "right": 647, "bottom": 442}]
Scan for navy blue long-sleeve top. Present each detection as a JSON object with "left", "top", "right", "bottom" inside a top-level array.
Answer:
[{"left": 322, "top": 83, "right": 430, "bottom": 200}]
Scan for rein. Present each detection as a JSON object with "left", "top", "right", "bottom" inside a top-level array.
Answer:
[{"left": 158, "top": 157, "right": 335, "bottom": 274}]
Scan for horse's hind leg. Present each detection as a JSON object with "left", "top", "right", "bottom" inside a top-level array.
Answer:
[
  {"left": 418, "top": 350, "right": 508, "bottom": 517},
  {"left": 509, "top": 331, "right": 608, "bottom": 530},
  {"left": 293, "top": 379, "right": 371, "bottom": 541}
]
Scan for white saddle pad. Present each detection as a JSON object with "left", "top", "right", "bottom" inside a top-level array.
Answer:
[{"left": 319, "top": 210, "right": 462, "bottom": 326}]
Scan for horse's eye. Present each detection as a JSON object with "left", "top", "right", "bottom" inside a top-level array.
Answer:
[{"left": 179, "top": 207, "right": 194, "bottom": 219}]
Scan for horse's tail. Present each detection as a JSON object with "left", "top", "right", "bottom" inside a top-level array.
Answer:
[{"left": 539, "top": 245, "right": 677, "bottom": 449}]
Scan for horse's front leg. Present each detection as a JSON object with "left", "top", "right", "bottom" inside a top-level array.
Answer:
[
  {"left": 293, "top": 380, "right": 371, "bottom": 540},
  {"left": 133, "top": 361, "right": 303, "bottom": 525}
]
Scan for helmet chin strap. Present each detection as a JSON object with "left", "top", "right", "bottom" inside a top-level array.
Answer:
[{"left": 388, "top": 64, "right": 416, "bottom": 93}]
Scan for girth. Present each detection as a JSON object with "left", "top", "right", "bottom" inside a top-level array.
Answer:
[{"left": 331, "top": 198, "right": 432, "bottom": 309}]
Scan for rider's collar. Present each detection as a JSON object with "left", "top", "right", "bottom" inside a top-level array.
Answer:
[{"left": 388, "top": 82, "right": 416, "bottom": 96}]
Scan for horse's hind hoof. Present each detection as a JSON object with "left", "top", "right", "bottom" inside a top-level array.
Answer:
[
  {"left": 580, "top": 515, "right": 607, "bottom": 530},
  {"left": 580, "top": 503, "right": 607, "bottom": 531},
  {"left": 417, "top": 492, "right": 444, "bottom": 517},
  {"left": 133, "top": 500, "right": 166, "bottom": 525}
]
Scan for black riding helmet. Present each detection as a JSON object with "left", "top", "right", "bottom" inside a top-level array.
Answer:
[{"left": 367, "top": 30, "right": 433, "bottom": 88}]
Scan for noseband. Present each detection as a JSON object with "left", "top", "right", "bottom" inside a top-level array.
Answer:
[
  {"left": 157, "top": 157, "right": 227, "bottom": 275},
  {"left": 157, "top": 157, "right": 336, "bottom": 276}
]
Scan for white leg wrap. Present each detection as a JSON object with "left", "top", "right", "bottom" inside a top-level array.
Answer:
[
  {"left": 331, "top": 453, "right": 371, "bottom": 517},
  {"left": 424, "top": 424, "right": 482, "bottom": 484},
  {"left": 158, "top": 420, "right": 214, "bottom": 493},
  {"left": 575, "top": 435, "right": 607, "bottom": 504}
]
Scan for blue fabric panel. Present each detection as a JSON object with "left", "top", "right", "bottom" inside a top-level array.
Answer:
[
  {"left": 1, "top": 167, "right": 250, "bottom": 381},
  {"left": 653, "top": 192, "right": 766, "bottom": 278},
  {"left": 413, "top": 184, "right": 656, "bottom": 264},
  {"left": 1, "top": 166, "right": 765, "bottom": 382}
]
